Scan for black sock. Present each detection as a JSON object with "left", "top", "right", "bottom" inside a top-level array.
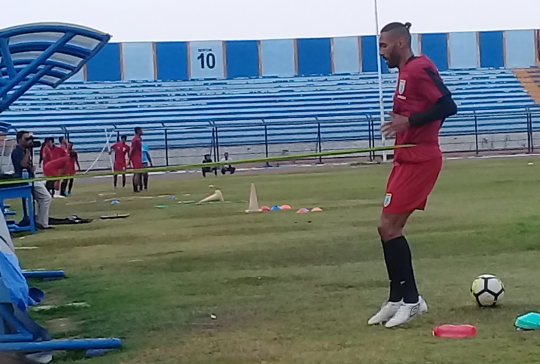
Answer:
[
  {"left": 384, "top": 236, "right": 419, "bottom": 304},
  {"left": 382, "top": 239, "right": 403, "bottom": 302}
]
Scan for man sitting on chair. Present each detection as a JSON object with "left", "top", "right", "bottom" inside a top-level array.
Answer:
[{"left": 220, "top": 152, "right": 235, "bottom": 175}]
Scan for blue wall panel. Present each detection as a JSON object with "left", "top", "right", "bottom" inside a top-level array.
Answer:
[
  {"left": 189, "top": 41, "right": 225, "bottom": 79},
  {"left": 505, "top": 30, "right": 536, "bottom": 68},
  {"left": 421, "top": 33, "right": 448, "bottom": 70},
  {"left": 225, "top": 40, "right": 259, "bottom": 78},
  {"left": 449, "top": 32, "right": 477, "bottom": 69},
  {"left": 260, "top": 39, "right": 295, "bottom": 77},
  {"left": 333, "top": 36, "right": 359, "bottom": 74},
  {"left": 479, "top": 31, "right": 504, "bottom": 68},
  {"left": 361, "top": 35, "right": 388, "bottom": 73},
  {"left": 155, "top": 42, "right": 188, "bottom": 81},
  {"left": 86, "top": 43, "right": 121, "bottom": 81},
  {"left": 296, "top": 38, "right": 332, "bottom": 76},
  {"left": 122, "top": 42, "right": 154, "bottom": 80}
]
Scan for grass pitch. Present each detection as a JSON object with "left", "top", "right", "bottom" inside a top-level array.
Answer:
[{"left": 10, "top": 157, "right": 540, "bottom": 363}]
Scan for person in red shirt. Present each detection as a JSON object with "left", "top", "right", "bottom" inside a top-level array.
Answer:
[
  {"left": 39, "top": 138, "right": 54, "bottom": 167},
  {"left": 367, "top": 22, "right": 457, "bottom": 328},
  {"left": 43, "top": 152, "right": 76, "bottom": 179},
  {"left": 109, "top": 135, "right": 130, "bottom": 189},
  {"left": 129, "top": 127, "right": 143, "bottom": 192},
  {"left": 50, "top": 142, "right": 68, "bottom": 160},
  {"left": 59, "top": 136, "right": 69, "bottom": 154},
  {"left": 60, "top": 142, "right": 80, "bottom": 196},
  {"left": 39, "top": 138, "right": 55, "bottom": 195},
  {"left": 49, "top": 139, "right": 69, "bottom": 196}
]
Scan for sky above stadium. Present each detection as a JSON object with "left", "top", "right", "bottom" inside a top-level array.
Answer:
[{"left": 0, "top": 0, "right": 539, "bottom": 42}]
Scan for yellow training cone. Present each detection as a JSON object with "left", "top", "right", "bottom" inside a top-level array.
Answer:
[
  {"left": 245, "top": 183, "right": 262, "bottom": 213},
  {"left": 198, "top": 189, "right": 224, "bottom": 204}
]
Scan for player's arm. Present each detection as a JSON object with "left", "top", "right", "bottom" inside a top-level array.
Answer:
[{"left": 408, "top": 67, "right": 457, "bottom": 127}]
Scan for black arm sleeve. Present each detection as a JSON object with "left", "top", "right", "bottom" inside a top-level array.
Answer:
[{"left": 408, "top": 94, "right": 458, "bottom": 127}]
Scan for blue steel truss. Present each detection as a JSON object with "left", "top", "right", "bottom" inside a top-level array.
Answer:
[{"left": 0, "top": 22, "right": 111, "bottom": 113}]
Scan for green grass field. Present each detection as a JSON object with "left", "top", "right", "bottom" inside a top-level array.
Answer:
[{"left": 9, "top": 157, "right": 540, "bottom": 363}]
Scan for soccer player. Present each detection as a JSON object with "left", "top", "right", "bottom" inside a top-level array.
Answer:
[
  {"left": 60, "top": 142, "right": 80, "bottom": 196},
  {"left": 50, "top": 138, "right": 68, "bottom": 160},
  {"left": 39, "top": 138, "right": 54, "bottom": 168},
  {"left": 39, "top": 138, "right": 55, "bottom": 196},
  {"left": 50, "top": 138, "right": 69, "bottom": 196},
  {"left": 129, "top": 127, "right": 143, "bottom": 193},
  {"left": 139, "top": 142, "right": 152, "bottom": 190},
  {"left": 367, "top": 22, "right": 457, "bottom": 328},
  {"left": 109, "top": 135, "right": 130, "bottom": 189},
  {"left": 43, "top": 152, "right": 77, "bottom": 181}
]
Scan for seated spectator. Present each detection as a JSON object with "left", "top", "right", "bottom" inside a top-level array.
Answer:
[
  {"left": 221, "top": 152, "right": 235, "bottom": 175},
  {"left": 10, "top": 131, "right": 52, "bottom": 230},
  {"left": 202, "top": 154, "right": 217, "bottom": 177}
]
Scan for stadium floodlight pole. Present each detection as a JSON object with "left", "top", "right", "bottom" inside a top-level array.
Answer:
[{"left": 374, "top": 0, "right": 388, "bottom": 162}]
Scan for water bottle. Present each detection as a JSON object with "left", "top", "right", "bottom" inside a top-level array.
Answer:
[
  {"left": 433, "top": 324, "right": 477, "bottom": 338},
  {"left": 22, "top": 168, "right": 29, "bottom": 179}
]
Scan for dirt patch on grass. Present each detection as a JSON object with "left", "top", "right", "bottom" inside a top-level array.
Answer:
[
  {"left": 189, "top": 309, "right": 260, "bottom": 336},
  {"left": 46, "top": 317, "right": 80, "bottom": 334},
  {"left": 40, "top": 292, "right": 67, "bottom": 306}
]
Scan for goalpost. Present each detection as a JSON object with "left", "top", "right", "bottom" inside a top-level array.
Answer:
[
  {"left": 83, "top": 124, "right": 216, "bottom": 174},
  {"left": 83, "top": 128, "right": 116, "bottom": 174}
]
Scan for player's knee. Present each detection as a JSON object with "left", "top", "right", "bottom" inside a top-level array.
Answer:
[{"left": 377, "top": 219, "right": 401, "bottom": 241}]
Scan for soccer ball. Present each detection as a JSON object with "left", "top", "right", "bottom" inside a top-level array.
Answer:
[{"left": 470, "top": 274, "right": 505, "bottom": 307}]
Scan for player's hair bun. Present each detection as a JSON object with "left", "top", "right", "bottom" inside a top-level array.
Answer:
[{"left": 404, "top": 22, "right": 412, "bottom": 30}]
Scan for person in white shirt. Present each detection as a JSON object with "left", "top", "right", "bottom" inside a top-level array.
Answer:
[{"left": 220, "top": 152, "right": 235, "bottom": 175}]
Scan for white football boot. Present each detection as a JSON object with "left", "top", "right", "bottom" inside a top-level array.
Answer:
[
  {"left": 367, "top": 300, "right": 403, "bottom": 325},
  {"left": 384, "top": 296, "right": 428, "bottom": 328}
]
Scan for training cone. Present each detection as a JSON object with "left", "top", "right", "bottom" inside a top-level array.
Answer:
[
  {"left": 245, "top": 183, "right": 262, "bottom": 213},
  {"left": 311, "top": 207, "right": 322, "bottom": 212},
  {"left": 281, "top": 204, "right": 291, "bottom": 210},
  {"left": 261, "top": 206, "right": 271, "bottom": 211},
  {"left": 297, "top": 208, "right": 309, "bottom": 213},
  {"left": 198, "top": 189, "right": 224, "bottom": 204}
]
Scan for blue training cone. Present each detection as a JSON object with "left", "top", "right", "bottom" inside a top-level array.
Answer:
[{"left": 270, "top": 205, "right": 281, "bottom": 211}]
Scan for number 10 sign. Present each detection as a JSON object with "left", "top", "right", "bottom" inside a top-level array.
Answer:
[{"left": 189, "top": 41, "right": 225, "bottom": 79}]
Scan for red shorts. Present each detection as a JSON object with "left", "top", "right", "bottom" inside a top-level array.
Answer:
[
  {"left": 131, "top": 156, "right": 142, "bottom": 170},
  {"left": 382, "top": 157, "right": 443, "bottom": 214},
  {"left": 114, "top": 162, "right": 126, "bottom": 172}
]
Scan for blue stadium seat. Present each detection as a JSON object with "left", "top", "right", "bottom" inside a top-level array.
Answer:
[{"left": 1, "top": 68, "right": 539, "bottom": 149}]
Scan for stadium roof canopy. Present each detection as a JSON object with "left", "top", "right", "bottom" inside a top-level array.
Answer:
[{"left": 0, "top": 22, "right": 111, "bottom": 115}]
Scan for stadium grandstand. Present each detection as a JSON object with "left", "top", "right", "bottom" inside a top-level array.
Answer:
[{"left": 1, "top": 26, "right": 540, "bottom": 169}]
